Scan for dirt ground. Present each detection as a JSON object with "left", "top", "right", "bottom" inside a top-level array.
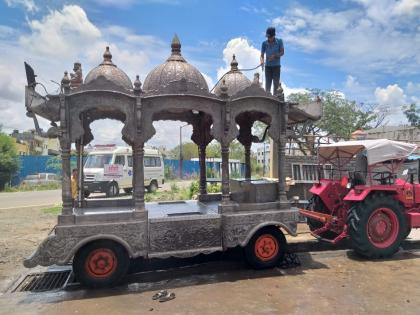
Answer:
[{"left": 0, "top": 207, "right": 56, "bottom": 292}]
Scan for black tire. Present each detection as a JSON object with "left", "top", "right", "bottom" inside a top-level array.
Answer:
[
  {"left": 244, "top": 226, "right": 287, "bottom": 269},
  {"left": 306, "top": 196, "right": 337, "bottom": 240},
  {"left": 347, "top": 193, "right": 407, "bottom": 258},
  {"left": 404, "top": 227, "right": 412, "bottom": 239},
  {"left": 123, "top": 188, "right": 133, "bottom": 194},
  {"left": 73, "top": 240, "right": 130, "bottom": 288},
  {"left": 84, "top": 190, "right": 90, "bottom": 198},
  {"left": 106, "top": 181, "right": 119, "bottom": 197},
  {"left": 147, "top": 180, "right": 158, "bottom": 193}
]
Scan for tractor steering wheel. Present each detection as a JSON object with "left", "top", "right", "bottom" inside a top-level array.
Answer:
[{"left": 372, "top": 171, "right": 393, "bottom": 184}]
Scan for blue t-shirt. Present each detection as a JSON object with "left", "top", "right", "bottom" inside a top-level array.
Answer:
[{"left": 261, "top": 38, "right": 284, "bottom": 67}]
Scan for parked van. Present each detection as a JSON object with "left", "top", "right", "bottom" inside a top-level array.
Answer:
[{"left": 83, "top": 145, "right": 164, "bottom": 197}]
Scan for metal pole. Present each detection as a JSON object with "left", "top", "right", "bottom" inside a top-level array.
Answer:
[
  {"left": 263, "top": 142, "right": 266, "bottom": 177},
  {"left": 77, "top": 138, "right": 84, "bottom": 208},
  {"left": 179, "top": 126, "right": 182, "bottom": 179},
  {"left": 179, "top": 123, "right": 188, "bottom": 179}
]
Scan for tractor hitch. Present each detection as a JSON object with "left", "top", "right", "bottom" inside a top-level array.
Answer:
[
  {"left": 299, "top": 209, "right": 333, "bottom": 223},
  {"left": 299, "top": 208, "right": 348, "bottom": 244}
]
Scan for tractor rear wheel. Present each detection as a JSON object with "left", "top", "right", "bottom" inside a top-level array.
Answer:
[
  {"left": 306, "top": 196, "right": 337, "bottom": 240},
  {"left": 404, "top": 226, "right": 412, "bottom": 239},
  {"left": 347, "top": 194, "right": 406, "bottom": 258}
]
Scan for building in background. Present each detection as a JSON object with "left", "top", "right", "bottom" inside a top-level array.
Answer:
[
  {"left": 13, "top": 138, "right": 30, "bottom": 155},
  {"left": 10, "top": 129, "right": 60, "bottom": 156},
  {"left": 255, "top": 142, "right": 270, "bottom": 175},
  {"left": 365, "top": 126, "right": 420, "bottom": 149}
]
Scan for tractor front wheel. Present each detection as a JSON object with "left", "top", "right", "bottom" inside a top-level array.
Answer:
[
  {"left": 347, "top": 194, "right": 406, "bottom": 258},
  {"left": 306, "top": 196, "right": 337, "bottom": 240}
]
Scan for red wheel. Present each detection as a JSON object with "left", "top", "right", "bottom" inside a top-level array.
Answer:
[
  {"left": 348, "top": 194, "right": 406, "bottom": 258},
  {"left": 73, "top": 240, "right": 129, "bottom": 288},
  {"left": 254, "top": 234, "right": 279, "bottom": 261},
  {"left": 367, "top": 207, "right": 399, "bottom": 249},
  {"left": 85, "top": 248, "right": 118, "bottom": 279},
  {"left": 245, "top": 227, "right": 286, "bottom": 269}
]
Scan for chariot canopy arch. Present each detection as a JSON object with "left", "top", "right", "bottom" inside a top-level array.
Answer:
[{"left": 24, "top": 33, "right": 322, "bottom": 222}]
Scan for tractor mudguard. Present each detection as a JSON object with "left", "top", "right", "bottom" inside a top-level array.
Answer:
[
  {"left": 344, "top": 186, "right": 398, "bottom": 202},
  {"left": 344, "top": 188, "right": 370, "bottom": 201},
  {"left": 308, "top": 179, "right": 333, "bottom": 196},
  {"left": 308, "top": 180, "right": 341, "bottom": 212}
]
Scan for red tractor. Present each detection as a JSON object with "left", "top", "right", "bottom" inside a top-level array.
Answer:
[{"left": 300, "top": 139, "right": 420, "bottom": 258}]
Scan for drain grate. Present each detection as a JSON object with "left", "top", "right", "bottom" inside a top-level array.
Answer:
[{"left": 12, "top": 270, "right": 72, "bottom": 293}]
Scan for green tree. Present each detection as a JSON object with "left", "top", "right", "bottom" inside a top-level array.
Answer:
[
  {"left": 403, "top": 103, "right": 420, "bottom": 127},
  {"left": 206, "top": 141, "right": 221, "bottom": 158},
  {"left": 0, "top": 132, "right": 19, "bottom": 190},
  {"left": 206, "top": 140, "right": 245, "bottom": 161},
  {"left": 287, "top": 90, "right": 386, "bottom": 155},
  {"left": 168, "top": 142, "right": 199, "bottom": 160}
]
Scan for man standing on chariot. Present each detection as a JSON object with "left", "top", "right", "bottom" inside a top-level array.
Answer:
[{"left": 260, "top": 27, "right": 284, "bottom": 94}]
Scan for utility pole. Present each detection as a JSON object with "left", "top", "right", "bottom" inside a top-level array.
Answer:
[{"left": 179, "top": 123, "right": 188, "bottom": 179}]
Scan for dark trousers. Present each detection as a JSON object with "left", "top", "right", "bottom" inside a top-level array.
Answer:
[{"left": 265, "top": 65, "right": 281, "bottom": 94}]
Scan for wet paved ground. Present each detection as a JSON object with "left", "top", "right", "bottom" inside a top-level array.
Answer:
[{"left": 1, "top": 248, "right": 420, "bottom": 315}]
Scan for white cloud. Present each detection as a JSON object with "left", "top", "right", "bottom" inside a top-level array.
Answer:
[
  {"left": 217, "top": 37, "right": 262, "bottom": 80},
  {"left": 394, "top": 0, "right": 420, "bottom": 15},
  {"left": 0, "top": 63, "right": 24, "bottom": 102},
  {"left": 345, "top": 75, "right": 359, "bottom": 89},
  {"left": 405, "top": 81, "right": 420, "bottom": 104},
  {"left": 406, "top": 81, "right": 420, "bottom": 95},
  {"left": 20, "top": 5, "right": 101, "bottom": 59},
  {"left": 93, "top": 0, "right": 180, "bottom": 7},
  {"left": 201, "top": 73, "right": 214, "bottom": 90},
  {"left": 149, "top": 121, "right": 192, "bottom": 149},
  {"left": 342, "top": 74, "right": 375, "bottom": 101},
  {"left": 216, "top": 37, "right": 309, "bottom": 100},
  {"left": 240, "top": 5, "right": 269, "bottom": 16},
  {"left": 5, "top": 0, "right": 38, "bottom": 12},
  {"left": 282, "top": 82, "right": 308, "bottom": 98},
  {"left": 0, "top": 5, "right": 173, "bottom": 146},
  {"left": 374, "top": 84, "right": 406, "bottom": 106},
  {"left": 0, "top": 25, "right": 17, "bottom": 38},
  {"left": 271, "top": 1, "right": 420, "bottom": 76}
]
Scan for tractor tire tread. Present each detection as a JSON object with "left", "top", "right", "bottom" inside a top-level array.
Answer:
[{"left": 347, "top": 194, "right": 406, "bottom": 259}]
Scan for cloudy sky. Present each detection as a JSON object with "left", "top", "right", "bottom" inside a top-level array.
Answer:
[{"left": 0, "top": 0, "right": 419, "bottom": 148}]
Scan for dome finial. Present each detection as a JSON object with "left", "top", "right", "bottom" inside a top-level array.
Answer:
[
  {"left": 171, "top": 34, "right": 181, "bottom": 55},
  {"left": 230, "top": 54, "right": 238, "bottom": 71},
  {"left": 134, "top": 75, "right": 142, "bottom": 94},
  {"left": 102, "top": 46, "right": 114, "bottom": 65},
  {"left": 220, "top": 79, "right": 229, "bottom": 98}
]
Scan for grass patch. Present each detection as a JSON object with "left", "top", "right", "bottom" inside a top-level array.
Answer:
[
  {"left": 144, "top": 181, "right": 221, "bottom": 202},
  {"left": 42, "top": 204, "right": 62, "bottom": 215}
]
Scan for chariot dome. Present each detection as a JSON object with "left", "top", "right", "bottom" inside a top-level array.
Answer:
[
  {"left": 213, "top": 55, "right": 252, "bottom": 97},
  {"left": 142, "top": 35, "right": 209, "bottom": 95},
  {"left": 84, "top": 46, "right": 133, "bottom": 91}
]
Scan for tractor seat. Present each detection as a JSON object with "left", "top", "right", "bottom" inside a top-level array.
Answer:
[{"left": 352, "top": 171, "right": 366, "bottom": 186}]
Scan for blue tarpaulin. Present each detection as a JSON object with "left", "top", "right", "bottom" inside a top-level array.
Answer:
[{"left": 11, "top": 156, "right": 245, "bottom": 186}]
